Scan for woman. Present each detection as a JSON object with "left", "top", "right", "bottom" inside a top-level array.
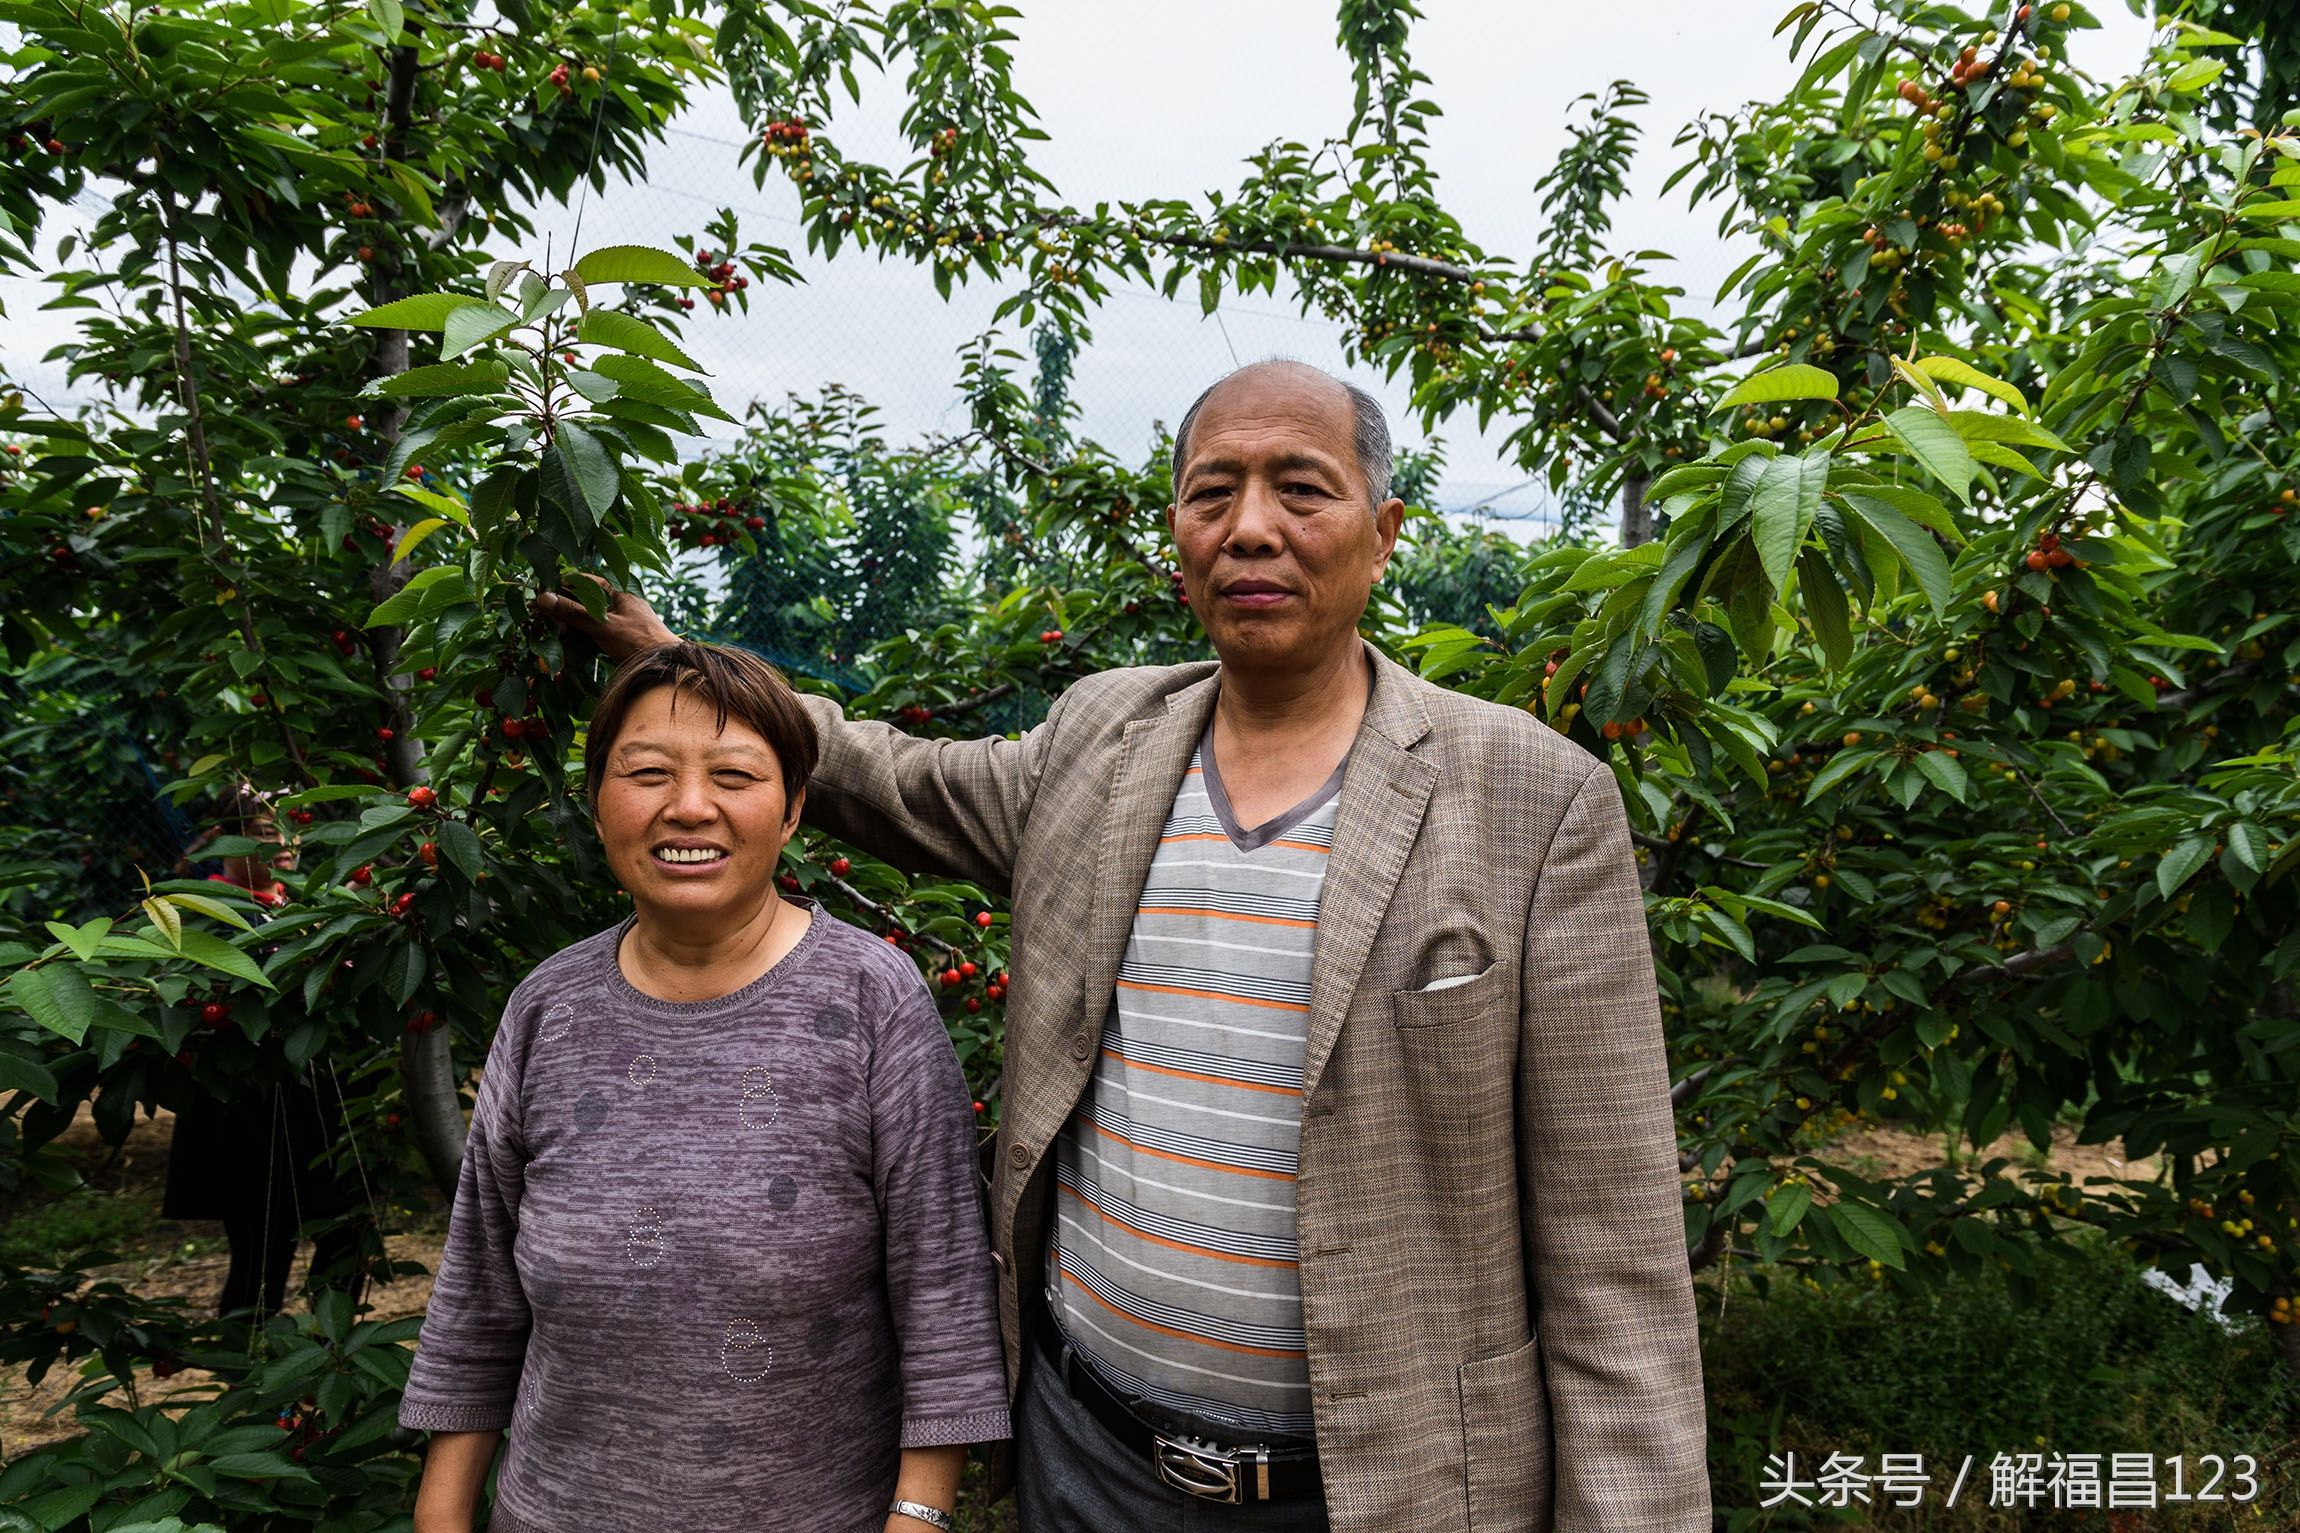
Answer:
[
  {"left": 162, "top": 783, "right": 368, "bottom": 1315},
  {"left": 400, "top": 642, "right": 1008, "bottom": 1533}
]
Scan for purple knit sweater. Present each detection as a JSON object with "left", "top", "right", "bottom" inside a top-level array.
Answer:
[{"left": 399, "top": 901, "right": 1010, "bottom": 1533}]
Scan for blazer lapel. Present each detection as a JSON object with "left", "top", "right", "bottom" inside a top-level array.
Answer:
[
  {"left": 1077, "top": 672, "right": 1223, "bottom": 1045},
  {"left": 1301, "top": 645, "right": 1436, "bottom": 1101}
]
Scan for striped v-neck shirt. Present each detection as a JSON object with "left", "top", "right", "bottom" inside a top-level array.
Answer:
[{"left": 1048, "top": 721, "right": 1344, "bottom": 1442}]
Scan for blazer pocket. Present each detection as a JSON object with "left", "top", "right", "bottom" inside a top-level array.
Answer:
[
  {"left": 1458, "top": 1333, "right": 1552, "bottom": 1532},
  {"left": 1391, "top": 959, "right": 1510, "bottom": 1030}
]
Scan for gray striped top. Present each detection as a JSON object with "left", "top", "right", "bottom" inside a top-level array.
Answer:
[{"left": 1048, "top": 722, "right": 1344, "bottom": 1443}]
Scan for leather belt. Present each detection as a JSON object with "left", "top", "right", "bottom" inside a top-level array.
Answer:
[{"left": 1028, "top": 1317, "right": 1324, "bottom": 1505}]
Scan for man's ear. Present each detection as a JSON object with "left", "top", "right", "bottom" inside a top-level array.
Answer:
[{"left": 1371, "top": 496, "right": 1406, "bottom": 577}]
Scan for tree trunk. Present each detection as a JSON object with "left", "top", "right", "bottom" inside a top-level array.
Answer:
[
  {"left": 1620, "top": 472, "right": 1652, "bottom": 547},
  {"left": 365, "top": 29, "right": 466, "bottom": 1196}
]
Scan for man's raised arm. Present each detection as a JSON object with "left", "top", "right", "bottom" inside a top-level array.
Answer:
[{"left": 539, "top": 581, "right": 1057, "bottom": 895}]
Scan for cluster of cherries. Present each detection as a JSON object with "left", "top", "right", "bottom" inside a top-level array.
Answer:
[
  {"left": 666, "top": 494, "right": 765, "bottom": 547},
  {"left": 2023, "top": 530, "right": 2077, "bottom": 572},
  {"left": 468, "top": 47, "right": 510, "bottom": 71},
  {"left": 683, "top": 247, "right": 751, "bottom": 310}
]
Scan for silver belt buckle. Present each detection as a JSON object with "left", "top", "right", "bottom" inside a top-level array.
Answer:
[{"left": 1153, "top": 1433, "right": 1264, "bottom": 1503}]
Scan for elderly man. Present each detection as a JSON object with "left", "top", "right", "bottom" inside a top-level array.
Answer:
[{"left": 550, "top": 360, "right": 1708, "bottom": 1532}]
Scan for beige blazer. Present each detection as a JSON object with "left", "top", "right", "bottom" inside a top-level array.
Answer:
[{"left": 796, "top": 642, "right": 1709, "bottom": 1532}]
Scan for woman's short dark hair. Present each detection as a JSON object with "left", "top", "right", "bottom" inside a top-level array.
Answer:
[
  {"left": 214, "top": 782, "right": 273, "bottom": 836},
  {"left": 584, "top": 641, "right": 819, "bottom": 807}
]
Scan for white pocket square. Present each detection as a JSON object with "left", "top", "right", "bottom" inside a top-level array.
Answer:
[{"left": 1416, "top": 972, "right": 1483, "bottom": 993}]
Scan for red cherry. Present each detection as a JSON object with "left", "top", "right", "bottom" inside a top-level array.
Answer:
[
  {"left": 377, "top": 726, "right": 395, "bottom": 742},
  {"left": 475, "top": 688, "right": 493, "bottom": 708},
  {"left": 406, "top": 786, "right": 436, "bottom": 808},
  {"left": 997, "top": 971, "right": 1009, "bottom": 987},
  {"left": 972, "top": 1101, "right": 985, "bottom": 1113},
  {"left": 349, "top": 865, "right": 373, "bottom": 886},
  {"left": 502, "top": 716, "right": 525, "bottom": 740},
  {"left": 960, "top": 961, "right": 977, "bottom": 978},
  {"left": 940, "top": 969, "right": 962, "bottom": 987},
  {"left": 745, "top": 514, "right": 765, "bottom": 530},
  {"left": 200, "top": 1002, "right": 226, "bottom": 1025},
  {"left": 419, "top": 841, "right": 438, "bottom": 867},
  {"left": 965, "top": 998, "right": 982, "bottom": 1012},
  {"left": 829, "top": 857, "right": 851, "bottom": 875},
  {"left": 975, "top": 911, "right": 994, "bottom": 928}
]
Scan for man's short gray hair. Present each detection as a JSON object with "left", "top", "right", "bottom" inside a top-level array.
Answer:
[{"left": 1170, "top": 360, "right": 1394, "bottom": 511}]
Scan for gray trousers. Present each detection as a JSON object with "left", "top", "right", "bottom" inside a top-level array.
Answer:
[{"left": 1014, "top": 1338, "right": 1332, "bottom": 1533}]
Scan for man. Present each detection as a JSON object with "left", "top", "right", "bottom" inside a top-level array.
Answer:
[{"left": 548, "top": 360, "right": 1709, "bottom": 1531}]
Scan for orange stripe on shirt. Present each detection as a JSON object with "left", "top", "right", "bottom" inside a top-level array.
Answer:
[
  {"left": 1136, "top": 906, "right": 1317, "bottom": 929},
  {"left": 1116, "top": 980, "right": 1311, "bottom": 1013},
  {"left": 1060, "top": 1183, "right": 1297, "bottom": 1268},
  {"left": 1104, "top": 1048, "right": 1303, "bottom": 1097},
  {"left": 1059, "top": 1267, "right": 1307, "bottom": 1359},
  {"left": 1090, "top": 1122, "right": 1296, "bottom": 1181}
]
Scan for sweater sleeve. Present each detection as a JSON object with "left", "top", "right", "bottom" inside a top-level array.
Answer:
[
  {"left": 868, "top": 970, "right": 1013, "bottom": 1447},
  {"left": 399, "top": 1016, "right": 534, "bottom": 1434}
]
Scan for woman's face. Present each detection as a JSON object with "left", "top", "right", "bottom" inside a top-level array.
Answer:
[
  {"left": 224, "top": 811, "right": 294, "bottom": 889},
  {"left": 593, "top": 685, "right": 801, "bottom": 931}
]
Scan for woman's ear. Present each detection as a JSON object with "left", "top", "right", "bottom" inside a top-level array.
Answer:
[{"left": 782, "top": 784, "right": 806, "bottom": 842}]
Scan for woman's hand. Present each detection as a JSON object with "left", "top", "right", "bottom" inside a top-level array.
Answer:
[
  {"left": 883, "top": 1443, "right": 966, "bottom": 1530},
  {"left": 533, "top": 574, "right": 679, "bottom": 665}
]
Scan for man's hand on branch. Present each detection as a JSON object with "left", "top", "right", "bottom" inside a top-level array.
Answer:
[{"left": 534, "top": 575, "right": 678, "bottom": 666}]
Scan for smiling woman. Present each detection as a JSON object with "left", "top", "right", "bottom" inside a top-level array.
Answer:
[{"left": 398, "top": 641, "right": 1009, "bottom": 1533}]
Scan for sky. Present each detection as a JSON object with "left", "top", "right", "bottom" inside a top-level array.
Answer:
[{"left": 0, "top": 1, "right": 2158, "bottom": 527}]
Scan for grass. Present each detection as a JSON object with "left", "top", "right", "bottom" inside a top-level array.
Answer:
[{"left": 1703, "top": 1233, "right": 2300, "bottom": 1528}]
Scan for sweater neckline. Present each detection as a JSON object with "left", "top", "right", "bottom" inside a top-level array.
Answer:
[{"left": 601, "top": 897, "right": 826, "bottom": 1018}]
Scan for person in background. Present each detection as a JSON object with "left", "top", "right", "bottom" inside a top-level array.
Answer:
[{"left": 161, "top": 783, "right": 369, "bottom": 1316}]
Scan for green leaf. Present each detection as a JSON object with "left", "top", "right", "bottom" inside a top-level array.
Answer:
[
  {"left": 1713, "top": 362, "right": 1841, "bottom": 411},
  {"left": 385, "top": 940, "right": 426, "bottom": 1008},
  {"left": 0, "top": 1050, "right": 61, "bottom": 1103},
  {"left": 1804, "top": 747, "right": 1879, "bottom": 801},
  {"left": 1879, "top": 407, "right": 1977, "bottom": 503},
  {"left": 44, "top": 917, "right": 112, "bottom": 961},
  {"left": 1768, "top": 1181, "right": 1813, "bottom": 1237},
  {"left": 1796, "top": 546, "right": 1852, "bottom": 669},
  {"left": 8, "top": 966, "right": 94, "bottom": 1043},
  {"left": 576, "top": 310, "right": 708, "bottom": 372},
  {"left": 589, "top": 354, "right": 735, "bottom": 423},
  {"left": 1946, "top": 412, "right": 2070, "bottom": 454},
  {"left": 392, "top": 517, "right": 450, "bottom": 565},
  {"left": 1749, "top": 452, "right": 1829, "bottom": 592},
  {"left": 1913, "top": 356, "right": 2029, "bottom": 414},
  {"left": 436, "top": 820, "right": 484, "bottom": 881},
  {"left": 568, "top": 245, "right": 716, "bottom": 289},
  {"left": 1913, "top": 749, "right": 1969, "bottom": 803},
  {"left": 159, "top": 892, "right": 251, "bottom": 931},
  {"left": 364, "top": 360, "right": 511, "bottom": 399},
  {"left": 554, "top": 422, "right": 619, "bottom": 520},
  {"left": 440, "top": 303, "right": 517, "bottom": 360},
  {"left": 2227, "top": 821, "right": 2268, "bottom": 873},
  {"left": 1827, "top": 1201, "right": 1907, "bottom": 1269},
  {"left": 178, "top": 929, "right": 276, "bottom": 991},
  {"left": 2157, "top": 835, "right": 2214, "bottom": 898},
  {"left": 365, "top": 0, "right": 403, "bottom": 42},
  {"left": 1840, "top": 494, "right": 1953, "bottom": 615},
  {"left": 344, "top": 294, "right": 482, "bottom": 331}
]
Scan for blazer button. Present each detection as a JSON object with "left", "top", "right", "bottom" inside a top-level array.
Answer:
[
  {"left": 1069, "top": 1032, "right": 1093, "bottom": 1062},
  {"left": 1007, "top": 1141, "right": 1033, "bottom": 1170}
]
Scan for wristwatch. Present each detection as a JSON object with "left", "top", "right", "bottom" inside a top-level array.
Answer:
[{"left": 888, "top": 1499, "right": 954, "bottom": 1531}]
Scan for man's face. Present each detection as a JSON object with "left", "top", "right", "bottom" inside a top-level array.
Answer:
[{"left": 1167, "top": 367, "right": 1403, "bottom": 672}]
